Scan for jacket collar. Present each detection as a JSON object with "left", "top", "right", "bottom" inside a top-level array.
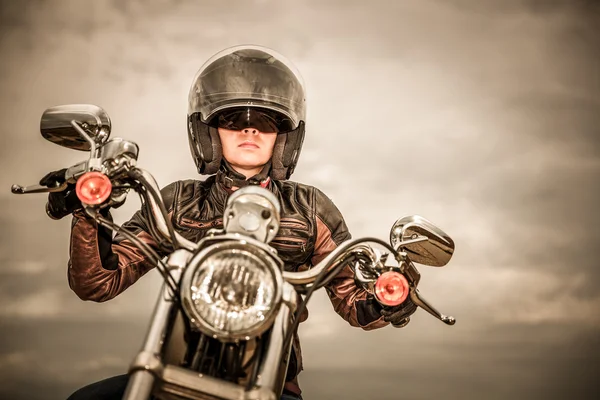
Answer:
[
  {"left": 216, "top": 160, "right": 272, "bottom": 189},
  {"left": 209, "top": 162, "right": 274, "bottom": 212}
]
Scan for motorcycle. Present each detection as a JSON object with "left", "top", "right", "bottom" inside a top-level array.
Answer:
[{"left": 12, "top": 104, "right": 457, "bottom": 400}]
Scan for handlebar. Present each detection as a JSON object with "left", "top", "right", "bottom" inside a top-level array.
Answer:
[
  {"left": 12, "top": 161, "right": 387, "bottom": 287},
  {"left": 11, "top": 107, "right": 458, "bottom": 332},
  {"left": 282, "top": 240, "right": 381, "bottom": 286},
  {"left": 11, "top": 136, "right": 457, "bottom": 327}
]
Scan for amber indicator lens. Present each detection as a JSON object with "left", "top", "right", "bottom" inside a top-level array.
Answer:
[
  {"left": 375, "top": 271, "right": 410, "bottom": 306},
  {"left": 76, "top": 172, "right": 112, "bottom": 205}
]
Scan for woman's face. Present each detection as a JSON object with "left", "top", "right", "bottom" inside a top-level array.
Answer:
[{"left": 218, "top": 127, "right": 277, "bottom": 178}]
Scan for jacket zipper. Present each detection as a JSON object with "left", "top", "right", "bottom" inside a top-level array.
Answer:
[
  {"left": 279, "top": 218, "right": 309, "bottom": 231},
  {"left": 179, "top": 217, "right": 223, "bottom": 230},
  {"left": 271, "top": 236, "right": 307, "bottom": 253}
]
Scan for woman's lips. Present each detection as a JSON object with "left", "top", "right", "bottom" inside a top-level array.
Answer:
[{"left": 239, "top": 141, "right": 259, "bottom": 148}]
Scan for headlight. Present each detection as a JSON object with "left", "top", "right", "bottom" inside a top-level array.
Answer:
[{"left": 181, "top": 241, "right": 283, "bottom": 341}]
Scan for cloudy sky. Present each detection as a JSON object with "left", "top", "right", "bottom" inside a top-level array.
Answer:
[{"left": 1, "top": 0, "right": 599, "bottom": 399}]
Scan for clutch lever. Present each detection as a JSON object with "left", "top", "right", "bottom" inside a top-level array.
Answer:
[
  {"left": 12, "top": 161, "right": 88, "bottom": 195},
  {"left": 11, "top": 181, "right": 68, "bottom": 194}
]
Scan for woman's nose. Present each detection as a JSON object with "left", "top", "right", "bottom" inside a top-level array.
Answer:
[{"left": 242, "top": 128, "right": 258, "bottom": 135}]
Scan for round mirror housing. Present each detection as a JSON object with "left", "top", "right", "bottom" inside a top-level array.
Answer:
[
  {"left": 40, "top": 104, "right": 111, "bottom": 151},
  {"left": 390, "top": 215, "right": 454, "bottom": 267}
]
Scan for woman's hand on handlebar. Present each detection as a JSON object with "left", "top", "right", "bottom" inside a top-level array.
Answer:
[
  {"left": 380, "top": 296, "right": 418, "bottom": 328},
  {"left": 39, "top": 169, "right": 82, "bottom": 220}
]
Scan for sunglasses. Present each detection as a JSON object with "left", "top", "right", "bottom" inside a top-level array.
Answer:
[{"left": 214, "top": 108, "right": 294, "bottom": 133}]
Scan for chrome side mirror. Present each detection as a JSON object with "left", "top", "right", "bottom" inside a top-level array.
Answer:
[
  {"left": 41, "top": 104, "right": 111, "bottom": 151},
  {"left": 390, "top": 215, "right": 454, "bottom": 267}
]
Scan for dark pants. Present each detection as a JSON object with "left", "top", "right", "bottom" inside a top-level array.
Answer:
[{"left": 67, "top": 374, "right": 302, "bottom": 400}]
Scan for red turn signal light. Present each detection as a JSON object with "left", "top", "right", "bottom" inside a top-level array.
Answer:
[
  {"left": 375, "top": 271, "right": 410, "bottom": 306},
  {"left": 76, "top": 172, "right": 112, "bottom": 205}
]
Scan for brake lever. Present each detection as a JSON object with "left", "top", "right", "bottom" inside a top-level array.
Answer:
[
  {"left": 410, "top": 288, "right": 455, "bottom": 325},
  {"left": 391, "top": 253, "right": 455, "bottom": 326},
  {"left": 11, "top": 181, "right": 68, "bottom": 194}
]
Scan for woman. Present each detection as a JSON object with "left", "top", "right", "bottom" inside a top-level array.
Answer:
[{"left": 42, "top": 45, "right": 416, "bottom": 400}]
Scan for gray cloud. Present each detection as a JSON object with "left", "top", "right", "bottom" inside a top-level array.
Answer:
[{"left": 1, "top": 0, "right": 598, "bottom": 399}]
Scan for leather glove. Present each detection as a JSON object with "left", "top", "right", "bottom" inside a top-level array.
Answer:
[
  {"left": 380, "top": 296, "right": 418, "bottom": 328},
  {"left": 39, "top": 169, "right": 83, "bottom": 220}
]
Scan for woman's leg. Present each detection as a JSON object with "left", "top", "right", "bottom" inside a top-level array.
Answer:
[{"left": 66, "top": 374, "right": 130, "bottom": 400}]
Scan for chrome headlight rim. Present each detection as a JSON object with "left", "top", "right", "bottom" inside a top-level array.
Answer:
[{"left": 180, "top": 239, "right": 283, "bottom": 341}]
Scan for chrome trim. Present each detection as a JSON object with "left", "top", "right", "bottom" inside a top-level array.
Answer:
[
  {"left": 123, "top": 368, "right": 156, "bottom": 400},
  {"left": 255, "top": 286, "right": 294, "bottom": 394},
  {"left": 390, "top": 215, "right": 454, "bottom": 267},
  {"left": 409, "top": 288, "right": 456, "bottom": 325},
  {"left": 354, "top": 261, "right": 378, "bottom": 294},
  {"left": 126, "top": 254, "right": 291, "bottom": 400},
  {"left": 391, "top": 317, "right": 411, "bottom": 328},
  {"left": 124, "top": 266, "right": 183, "bottom": 400},
  {"left": 180, "top": 240, "right": 283, "bottom": 341},
  {"left": 101, "top": 138, "right": 139, "bottom": 161},
  {"left": 223, "top": 186, "right": 281, "bottom": 243},
  {"left": 11, "top": 181, "right": 68, "bottom": 194},
  {"left": 70, "top": 120, "right": 100, "bottom": 159},
  {"left": 64, "top": 161, "right": 90, "bottom": 182},
  {"left": 153, "top": 364, "right": 278, "bottom": 400},
  {"left": 101, "top": 138, "right": 139, "bottom": 177},
  {"left": 280, "top": 281, "right": 298, "bottom": 311},
  {"left": 392, "top": 236, "right": 429, "bottom": 250},
  {"left": 11, "top": 160, "right": 87, "bottom": 196},
  {"left": 197, "top": 233, "right": 281, "bottom": 260},
  {"left": 132, "top": 168, "right": 197, "bottom": 252},
  {"left": 282, "top": 239, "right": 380, "bottom": 285},
  {"left": 167, "top": 249, "right": 193, "bottom": 271},
  {"left": 40, "top": 104, "right": 111, "bottom": 151}
]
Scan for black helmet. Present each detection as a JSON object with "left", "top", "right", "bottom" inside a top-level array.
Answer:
[{"left": 187, "top": 45, "right": 306, "bottom": 180}]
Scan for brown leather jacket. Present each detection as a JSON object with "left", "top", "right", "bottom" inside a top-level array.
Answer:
[{"left": 67, "top": 170, "right": 389, "bottom": 396}]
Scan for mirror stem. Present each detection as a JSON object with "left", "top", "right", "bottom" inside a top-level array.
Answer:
[
  {"left": 70, "top": 120, "right": 99, "bottom": 157},
  {"left": 393, "top": 235, "right": 428, "bottom": 252}
]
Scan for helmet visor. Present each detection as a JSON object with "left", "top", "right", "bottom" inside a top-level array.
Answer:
[{"left": 213, "top": 107, "right": 294, "bottom": 133}]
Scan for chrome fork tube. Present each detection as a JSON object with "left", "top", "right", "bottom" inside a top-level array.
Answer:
[
  {"left": 255, "top": 283, "right": 296, "bottom": 393},
  {"left": 123, "top": 263, "right": 184, "bottom": 400},
  {"left": 122, "top": 371, "right": 155, "bottom": 400}
]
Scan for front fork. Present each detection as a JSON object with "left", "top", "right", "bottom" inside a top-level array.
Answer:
[
  {"left": 123, "top": 251, "right": 188, "bottom": 400},
  {"left": 122, "top": 251, "right": 299, "bottom": 400}
]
